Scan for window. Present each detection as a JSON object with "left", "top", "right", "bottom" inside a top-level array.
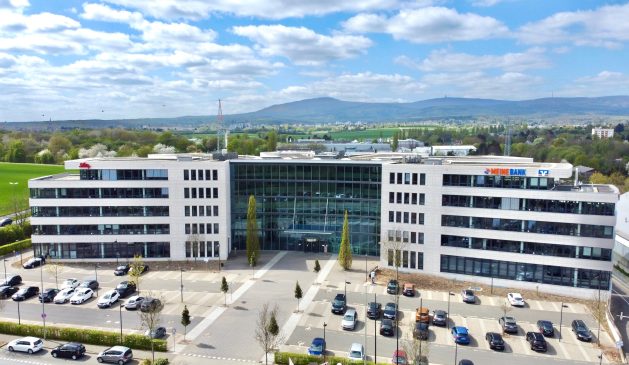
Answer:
[
  {"left": 411, "top": 232, "right": 417, "bottom": 244},
  {"left": 419, "top": 193, "right": 425, "bottom": 205},
  {"left": 417, "top": 253, "right": 424, "bottom": 269},
  {"left": 185, "top": 224, "right": 190, "bottom": 234},
  {"left": 184, "top": 206, "right": 190, "bottom": 216},
  {"left": 411, "top": 213, "right": 417, "bottom": 224},
  {"left": 213, "top": 188, "right": 218, "bottom": 198},
  {"left": 404, "top": 173, "right": 410, "bottom": 184},
  {"left": 404, "top": 193, "right": 409, "bottom": 204},
  {"left": 206, "top": 188, "right": 212, "bottom": 198},
  {"left": 397, "top": 173, "right": 403, "bottom": 184},
  {"left": 418, "top": 233, "right": 424, "bottom": 244},
  {"left": 213, "top": 206, "right": 219, "bottom": 216},
  {"left": 191, "top": 170, "right": 196, "bottom": 180},
  {"left": 412, "top": 173, "right": 418, "bottom": 185},
  {"left": 199, "top": 206, "right": 205, "bottom": 216},
  {"left": 184, "top": 188, "right": 189, "bottom": 199},
  {"left": 205, "top": 170, "right": 211, "bottom": 180},
  {"left": 200, "top": 224, "right": 205, "bottom": 234},
  {"left": 389, "top": 211, "right": 394, "bottom": 222},
  {"left": 403, "top": 212, "right": 409, "bottom": 224},
  {"left": 390, "top": 173, "right": 395, "bottom": 184},
  {"left": 192, "top": 224, "right": 198, "bottom": 234},
  {"left": 207, "top": 224, "right": 212, "bottom": 234},
  {"left": 410, "top": 251, "right": 416, "bottom": 269},
  {"left": 420, "top": 173, "right": 426, "bottom": 185},
  {"left": 214, "top": 223, "right": 219, "bottom": 234},
  {"left": 191, "top": 188, "right": 197, "bottom": 199},
  {"left": 396, "top": 211, "right": 401, "bottom": 223},
  {"left": 213, "top": 170, "right": 218, "bottom": 180},
  {"left": 411, "top": 193, "right": 417, "bottom": 205},
  {"left": 199, "top": 188, "right": 204, "bottom": 198},
  {"left": 198, "top": 169, "right": 203, "bottom": 180},
  {"left": 396, "top": 192, "right": 402, "bottom": 204},
  {"left": 192, "top": 206, "right": 197, "bottom": 216},
  {"left": 419, "top": 214, "right": 424, "bottom": 225},
  {"left": 389, "top": 192, "right": 394, "bottom": 203}
]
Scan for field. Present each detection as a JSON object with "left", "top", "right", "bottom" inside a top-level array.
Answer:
[{"left": 0, "top": 162, "right": 66, "bottom": 216}]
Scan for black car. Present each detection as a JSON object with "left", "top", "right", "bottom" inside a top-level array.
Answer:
[
  {"left": 432, "top": 310, "right": 447, "bottom": 326},
  {"left": 0, "top": 218, "right": 12, "bottom": 227},
  {"left": 0, "top": 286, "right": 18, "bottom": 299},
  {"left": 116, "top": 281, "right": 136, "bottom": 298},
  {"left": 413, "top": 322, "right": 429, "bottom": 340},
  {"left": 485, "top": 332, "right": 505, "bottom": 351},
  {"left": 39, "top": 288, "right": 60, "bottom": 303},
  {"left": 367, "top": 302, "right": 381, "bottom": 319},
  {"left": 380, "top": 319, "right": 395, "bottom": 336},
  {"left": 2, "top": 274, "right": 22, "bottom": 287},
  {"left": 80, "top": 279, "right": 99, "bottom": 290},
  {"left": 140, "top": 298, "right": 162, "bottom": 312},
  {"left": 114, "top": 265, "right": 130, "bottom": 276},
  {"left": 386, "top": 280, "right": 399, "bottom": 294},
  {"left": 12, "top": 286, "right": 39, "bottom": 301},
  {"left": 331, "top": 293, "right": 346, "bottom": 314},
  {"left": 526, "top": 332, "right": 548, "bottom": 352},
  {"left": 383, "top": 302, "right": 397, "bottom": 320},
  {"left": 23, "top": 256, "right": 45, "bottom": 269},
  {"left": 458, "top": 361, "right": 474, "bottom": 365},
  {"left": 130, "top": 265, "right": 149, "bottom": 276},
  {"left": 145, "top": 326, "right": 166, "bottom": 339},
  {"left": 499, "top": 316, "right": 518, "bottom": 334},
  {"left": 572, "top": 320, "right": 592, "bottom": 342},
  {"left": 51, "top": 342, "right": 86, "bottom": 360},
  {"left": 537, "top": 320, "right": 554, "bottom": 337}
]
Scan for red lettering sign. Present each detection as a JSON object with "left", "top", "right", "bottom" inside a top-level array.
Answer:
[{"left": 79, "top": 162, "right": 91, "bottom": 169}]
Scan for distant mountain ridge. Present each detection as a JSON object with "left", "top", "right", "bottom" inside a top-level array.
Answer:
[{"left": 4, "top": 96, "right": 629, "bottom": 129}]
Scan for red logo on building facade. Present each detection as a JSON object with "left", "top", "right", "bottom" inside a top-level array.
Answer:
[{"left": 78, "top": 162, "right": 91, "bottom": 169}]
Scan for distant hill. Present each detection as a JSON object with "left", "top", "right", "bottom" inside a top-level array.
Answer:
[{"left": 3, "top": 96, "right": 629, "bottom": 130}]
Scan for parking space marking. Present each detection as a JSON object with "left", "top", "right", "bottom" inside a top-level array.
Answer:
[{"left": 552, "top": 337, "right": 572, "bottom": 360}]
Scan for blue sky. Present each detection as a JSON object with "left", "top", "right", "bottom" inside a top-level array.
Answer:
[{"left": 1, "top": 0, "right": 629, "bottom": 121}]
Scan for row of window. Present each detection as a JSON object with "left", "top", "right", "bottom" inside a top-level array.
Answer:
[
  {"left": 185, "top": 223, "right": 220, "bottom": 235},
  {"left": 30, "top": 188, "right": 169, "bottom": 199},
  {"left": 80, "top": 169, "right": 168, "bottom": 181},
  {"left": 388, "top": 211, "right": 425, "bottom": 225},
  {"left": 33, "top": 224, "right": 170, "bottom": 235},
  {"left": 389, "top": 172, "right": 426, "bottom": 185},
  {"left": 34, "top": 241, "right": 170, "bottom": 259},
  {"left": 443, "top": 174, "right": 552, "bottom": 190},
  {"left": 185, "top": 240, "right": 220, "bottom": 258},
  {"left": 440, "top": 254, "right": 610, "bottom": 290},
  {"left": 441, "top": 215, "right": 614, "bottom": 239},
  {"left": 31, "top": 206, "right": 169, "bottom": 218},
  {"left": 388, "top": 192, "right": 426, "bottom": 205},
  {"left": 232, "top": 163, "right": 381, "bottom": 183},
  {"left": 184, "top": 205, "right": 220, "bottom": 217},
  {"left": 183, "top": 169, "right": 219, "bottom": 181},
  {"left": 386, "top": 230, "right": 424, "bottom": 244},
  {"left": 184, "top": 187, "right": 219, "bottom": 199},
  {"left": 442, "top": 195, "right": 615, "bottom": 216},
  {"left": 441, "top": 235, "right": 612, "bottom": 261},
  {"left": 386, "top": 249, "right": 424, "bottom": 270}
]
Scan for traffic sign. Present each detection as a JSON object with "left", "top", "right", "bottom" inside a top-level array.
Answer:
[
  {"left": 41, "top": 313, "right": 47, "bottom": 319},
  {"left": 616, "top": 340, "right": 624, "bottom": 349},
  {"left": 172, "top": 328, "right": 177, "bottom": 334}
]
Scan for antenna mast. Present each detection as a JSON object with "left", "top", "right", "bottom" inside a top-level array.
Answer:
[
  {"left": 216, "top": 99, "right": 224, "bottom": 152},
  {"left": 504, "top": 122, "right": 511, "bottom": 156}
]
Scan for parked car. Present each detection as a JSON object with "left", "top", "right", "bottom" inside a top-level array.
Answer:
[
  {"left": 461, "top": 289, "right": 475, "bottom": 303},
  {"left": 124, "top": 295, "right": 145, "bottom": 310},
  {"left": 331, "top": 293, "right": 346, "bottom": 314},
  {"left": 402, "top": 283, "right": 415, "bottom": 297},
  {"left": 458, "top": 361, "right": 474, "bottom": 365},
  {"left": 114, "top": 264, "right": 130, "bottom": 276},
  {"left": 485, "top": 332, "right": 505, "bottom": 351},
  {"left": 499, "top": 316, "right": 518, "bottom": 334},
  {"left": 22, "top": 256, "right": 45, "bottom": 269},
  {"left": 342, "top": 308, "right": 357, "bottom": 330},
  {"left": 140, "top": 297, "right": 162, "bottom": 312},
  {"left": 367, "top": 301, "right": 381, "bottom": 319},
  {"left": 0, "top": 286, "right": 19, "bottom": 299},
  {"left": 391, "top": 350, "right": 408, "bottom": 365},
  {"left": 507, "top": 292, "right": 525, "bottom": 307},
  {"left": 61, "top": 278, "right": 80, "bottom": 290},
  {"left": 51, "top": 342, "right": 86, "bottom": 360},
  {"left": 383, "top": 302, "right": 397, "bottom": 320},
  {"left": 413, "top": 321, "right": 429, "bottom": 340},
  {"left": 526, "top": 331, "right": 548, "bottom": 352},
  {"left": 451, "top": 326, "right": 471, "bottom": 345},
  {"left": 572, "top": 319, "right": 593, "bottom": 342},
  {"left": 54, "top": 288, "right": 76, "bottom": 304},
  {"left": 115, "top": 281, "right": 136, "bottom": 298},
  {"left": 70, "top": 288, "right": 94, "bottom": 304},
  {"left": 7, "top": 336, "right": 43, "bottom": 354},
  {"left": 387, "top": 279, "right": 399, "bottom": 294},
  {"left": 39, "top": 288, "right": 59, "bottom": 303},
  {"left": 96, "top": 346, "right": 133, "bottom": 364},
  {"left": 2, "top": 274, "right": 22, "bottom": 287},
  {"left": 98, "top": 290, "right": 121, "bottom": 308},
  {"left": 432, "top": 310, "right": 447, "bottom": 326},
  {"left": 144, "top": 326, "right": 166, "bottom": 339},
  {"left": 537, "top": 320, "right": 555, "bottom": 337},
  {"left": 0, "top": 218, "right": 12, "bottom": 227},
  {"left": 380, "top": 319, "right": 395, "bottom": 336},
  {"left": 12, "top": 286, "right": 39, "bottom": 301},
  {"left": 415, "top": 306, "right": 430, "bottom": 323},
  {"left": 307, "top": 337, "right": 326, "bottom": 356},
  {"left": 79, "top": 279, "right": 99, "bottom": 290},
  {"left": 129, "top": 264, "right": 149, "bottom": 276},
  {"left": 348, "top": 342, "right": 365, "bottom": 361}
]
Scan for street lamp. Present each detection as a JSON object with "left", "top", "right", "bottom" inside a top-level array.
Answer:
[
  {"left": 94, "top": 264, "right": 99, "bottom": 296},
  {"left": 374, "top": 293, "right": 377, "bottom": 363},
  {"left": 447, "top": 292, "right": 455, "bottom": 329},
  {"left": 3, "top": 259, "right": 7, "bottom": 283},
  {"left": 180, "top": 268, "right": 185, "bottom": 303},
  {"left": 40, "top": 260, "right": 46, "bottom": 339},
  {"left": 454, "top": 340, "right": 459, "bottom": 365},
  {"left": 323, "top": 322, "right": 327, "bottom": 361},
  {"left": 345, "top": 281, "right": 351, "bottom": 299},
  {"left": 559, "top": 302, "right": 568, "bottom": 342},
  {"left": 119, "top": 303, "right": 124, "bottom": 344}
]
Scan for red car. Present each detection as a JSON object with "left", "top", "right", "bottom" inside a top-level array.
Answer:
[{"left": 391, "top": 350, "right": 408, "bottom": 364}]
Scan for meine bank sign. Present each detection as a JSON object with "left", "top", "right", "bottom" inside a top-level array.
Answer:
[{"left": 484, "top": 167, "right": 526, "bottom": 176}]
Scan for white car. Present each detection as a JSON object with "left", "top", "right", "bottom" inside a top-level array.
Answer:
[
  {"left": 7, "top": 337, "right": 43, "bottom": 354},
  {"left": 348, "top": 342, "right": 364, "bottom": 361},
  {"left": 61, "top": 278, "right": 80, "bottom": 290},
  {"left": 97, "top": 290, "right": 120, "bottom": 308},
  {"left": 507, "top": 292, "right": 525, "bottom": 307},
  {"left": 70, "top": 288, "right": 94, "bottom": 304},
  {"left": 341, "top": 308, "right": 357, "bottom": 330},
  {"left": 54, "top": 288, "right": 76, "bottom": 304}
]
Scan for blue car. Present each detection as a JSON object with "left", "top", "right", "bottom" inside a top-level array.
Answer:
[
  {"left": 308, "top": 337, "right": 326, "bottom": 356},
  {"left": 451, "top": 326, "right": 470, "bottom": 345}
]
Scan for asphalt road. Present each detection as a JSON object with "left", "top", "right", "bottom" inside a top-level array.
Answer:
[{"left": 610, "top": 276, "right": 629, "bottom": 356}]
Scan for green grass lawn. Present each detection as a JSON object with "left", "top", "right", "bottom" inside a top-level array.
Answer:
[{"left": 0, "top": 162, "right": 66, "bottom": 216}]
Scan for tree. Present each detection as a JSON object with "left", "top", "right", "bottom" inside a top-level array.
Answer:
[
  {"left": 392, "top": 131, "right": 399, "bottom": 151},
  {"left": 181, "top": 305, "right": 191, "bottom": 340},
  {"left": 589, "top": 172, "right": 608, "bottom": 184},
  {"left": 500, "top": 300, "right": 513, "bottom": 335},
  {"left": 294, "top": 281, "right": 303, "bottom": 312},
  {"left": 255, "top": 303, "right": 283, "bottom": 365},
  {"left": 221, "top": 276, "right": 229, "bottom": 307},
  {"left": 138, "top": 292, "right": 164, "bottom": 363},
  {"left": 246, "top": 195, "right": 260, "bottom": 266},
  {"left": 129, "top": 254, "right": 145, "bottom": 293},
  {"left": 266, "top": 130, "right": 278, "bottom": 151},
  {"left": 4, "top": 140, "right": 26, "bottom": 162},
  {"left": 48, "top": 134, "right": 72, "bottom": 158},
  {"left": 403, "top": 323, "right": 430, "bottom": 365},
  {"left": 268, "top": 313, "right": 279, "bottom": 338},
  {"left": 314, "top": 259, "right": 321, "bottom": 273},
  {"left": 45, "top": 261, "right": 65, "bottom": 289},
  {"left": 338, "top": 210, "right": 352, "bottom": 270}
]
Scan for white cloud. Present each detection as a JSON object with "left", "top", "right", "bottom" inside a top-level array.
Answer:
[
  {"left": 232, "top": 25, "right": 372, "bottom": 66},
  {"left": 471, "top": 0, "right": 502, "bottom": 7},
  {"left": 343, "top": 7, "right": 508, "bottom": 43},
  {"left": 421, "top": 71, "right": 543, "bottom": 99},
  {"left": 0, "top": 0, "right": 28, "bottom": 10},
  {"left": 518, "top": 3, "right": 629, "bottom": 48},
  {"left": 557, "top": 71, "right": 629, "bottom": 97},
  {"left": 81, "top": 2, "right": 143, "bottom": 24},
  {"left": 0, "top": 12, "right": 79, "bottom": 33}
]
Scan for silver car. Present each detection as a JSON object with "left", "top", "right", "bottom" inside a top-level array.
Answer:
[
  {"left": 124, "top": 295, "right": 145, "bottom": 310},
  {"left": 342, "top": 308, "right": 357, "bottom": 330},
  {"left": 96, "top": 346, "right": 133, "bottom": 364},
  {"left": 461, "top": 289, "right": 475, "bottom": 303}
]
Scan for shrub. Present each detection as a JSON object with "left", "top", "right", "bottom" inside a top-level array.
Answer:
[
  {"left": 0, "top": 238, "right": 32, "bottom": 256},
  {"left": 274, "top": 352, "right": 386, "bottom": 365},
  {"left": 154, "top": 358, "right": 169, "bottom": 365},
  {"left": 140, "top": 359, "right": 152, "bottom": 365},
  {"left": 0, "top": 222, "right": 32, "bottom": 245}
]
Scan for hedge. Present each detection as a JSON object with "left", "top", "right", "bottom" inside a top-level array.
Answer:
[
  {"left": 0, "top": 222, "right": 32, "bottom": 245},
  {"left": 274, "top": 352, "right": 388, "bottom": 365},
  {"left": 0, "top": 321, "right": 166, "bottom": 352},
  {"left": 0, "top": 238, "right": 32, "bottom": 257}
]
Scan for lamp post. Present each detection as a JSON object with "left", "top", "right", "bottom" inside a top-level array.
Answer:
[
  {"left": 323, "top": 322, "right": 327, "bottom": 361},
  {"left": 374, "top": 293, "right": 377, "bottom": 363},
  {"left": 119, "top": 303, "right": 124, "bottom": 344},
  {"left": 9, "top": 182, "right": 18, "bottom": 218},
  {"left": 40, "top": 261, "right": 46, "bottom": 339},
  {"left": 345, "top": 281, "right": 351, "bottom": 299},
  {"left": 17, "top": 300, "right": 21, "bottom": 325},
  {"left": 180, "top": 268, "right": 185, "bottom": 303},
  {"left": 3, "top": 259, "right": 7, "bottom": 283},
  {"left": 447, "top": 292, "right": 455, "bottom": 329},
  {"left": 454, "top": 341, "right": 458, "bottom": 365},
  {"left": 94, "top": 264, "right": 99, "bottom": 296},
  {"left": 559, "top": 302, "right": 568, "bottom": 342}
]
